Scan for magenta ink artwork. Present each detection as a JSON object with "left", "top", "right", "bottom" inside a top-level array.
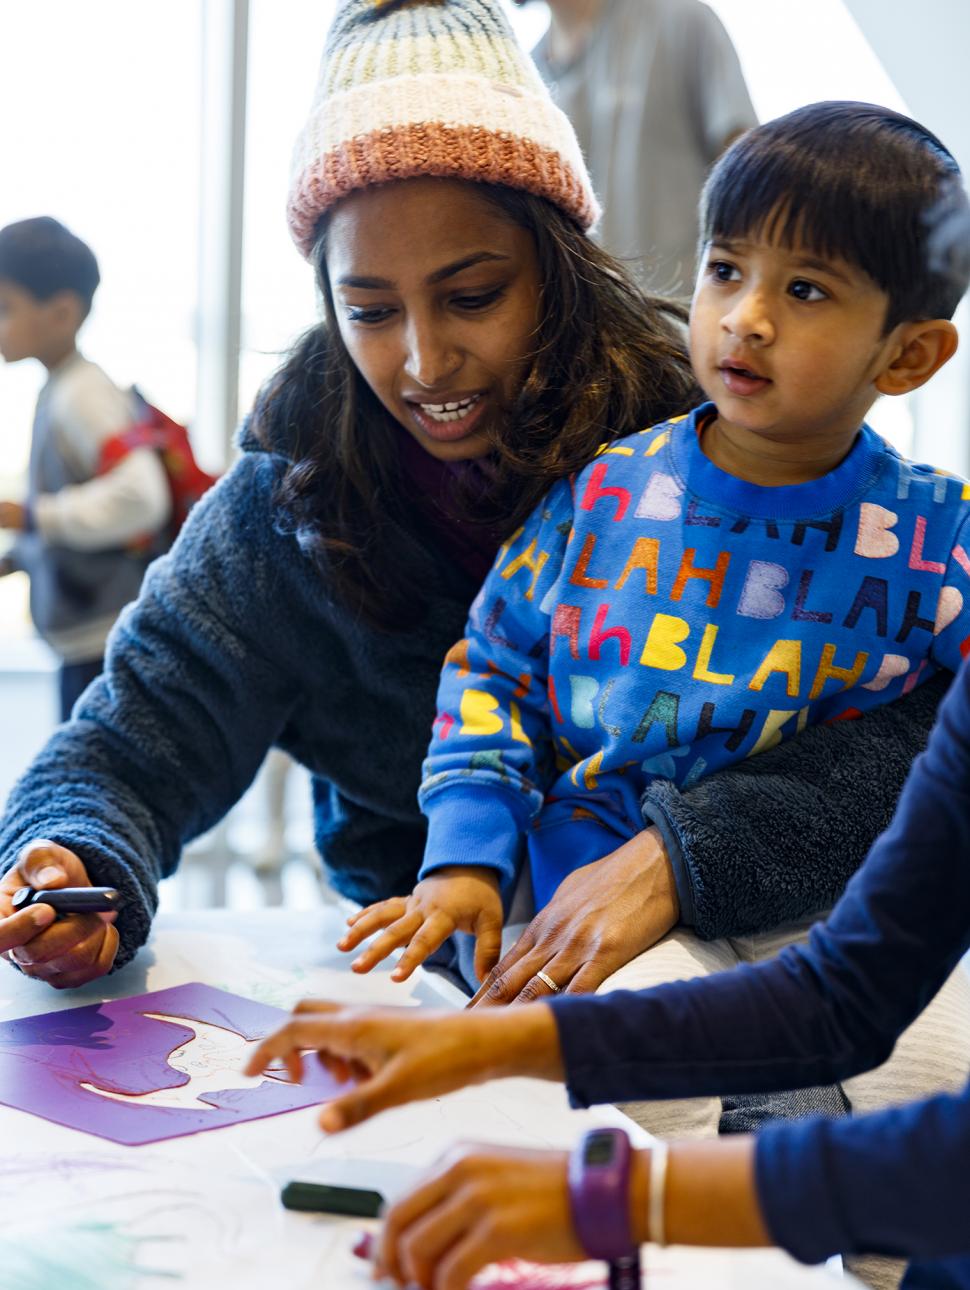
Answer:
[
  {"left": 472, "top": 1262, "right": 608, "bottom": 1289},
  {"left": 0, "top": 982, "right": 346, "bottom": 1146}
]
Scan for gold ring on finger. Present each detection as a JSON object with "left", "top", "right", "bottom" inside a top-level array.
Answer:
[{"left": 535, "top": 969, "right": 561, "bottom": 993}]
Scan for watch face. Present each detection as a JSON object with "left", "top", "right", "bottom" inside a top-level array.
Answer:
[{"left": 584, "top": 1131, "right": 615, "bottom": 1166}]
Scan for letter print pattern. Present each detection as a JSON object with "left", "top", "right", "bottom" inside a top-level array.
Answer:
[{"left": 418, "top": 405, "right": 970, "bottom": 906}]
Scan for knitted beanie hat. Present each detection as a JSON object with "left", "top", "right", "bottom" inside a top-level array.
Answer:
[{"left": 287, "top": 0, "right": 600, "bottom": 257}]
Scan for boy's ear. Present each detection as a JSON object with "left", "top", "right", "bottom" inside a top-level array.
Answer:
[
  {"left": 874, "top": 319, "right": 959, "bottom": 396},
  {"left": 47, "top": 289, "right": 85, "bottom": 333}
]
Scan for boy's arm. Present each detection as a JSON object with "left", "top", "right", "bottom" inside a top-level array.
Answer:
[
  {"left": 641, "top": 671, "right": 948, "bottom": 939},
  {"left": 34, "top": 448, "right": 171, "bottom": 550},
  {"left": 418, "top": 481, "right": 574, "bottom": 902},
  {"left": 35, "top": 366, "right": 171, "bottom": 550},
  {"left": 0, "top": 457, "right": 308, "bottom": 970},
  {"left": 343, "top": 486, "right": 573, "bottom": 983}
]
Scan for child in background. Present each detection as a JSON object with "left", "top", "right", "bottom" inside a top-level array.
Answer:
[
  {"left": 0, "top": 217, "right": 171, "bottom": 719},
  {"left": 343, "top": 100, "right": 970, "bottom": 1120}
]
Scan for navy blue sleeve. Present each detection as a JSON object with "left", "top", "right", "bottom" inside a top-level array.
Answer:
[
  {"left": 0, "top": 455, "right": 315, "bottom": 968},
  {"left": 552, "top": 656, "right": 970, "bottom": 1105},
  {"left": 757, "top": 1085, "right": 970, "bottom": 1264}
]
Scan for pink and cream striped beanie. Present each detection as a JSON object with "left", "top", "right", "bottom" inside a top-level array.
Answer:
[{"left": 287, "top": 0, "right": 600, "bottom": 257}]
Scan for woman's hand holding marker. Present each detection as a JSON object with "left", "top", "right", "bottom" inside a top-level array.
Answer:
[
  {"left": 337, "top": 866, "right": 503, "bottom": 984},
  {"left": 243, "top": 999, "right": 563, "bottom": 1132},
  {"left": 0, "top": 840, "right": 119, "bottom": 989}
]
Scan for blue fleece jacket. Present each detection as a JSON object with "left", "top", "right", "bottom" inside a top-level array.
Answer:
[
  {"left": 550, "top": 648, "right": 970, "bottom": 1286},
  {"left": 0, "top": 431, "right": 480, "bottom": 963},
  {"left": 419, "top": 404, "right": 970, "bottom": 909}
]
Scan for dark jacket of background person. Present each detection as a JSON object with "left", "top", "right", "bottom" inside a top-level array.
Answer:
[
  {"left": 534, "top": 0, "right": 757, "bottom": 292},
  {"left": 552, "top": 656, "right": 970, "bottom": 1287}
]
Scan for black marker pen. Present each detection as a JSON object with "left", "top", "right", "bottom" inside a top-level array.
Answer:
[{"left": 11, "top": 886, "right": 123, "bottom": 916}]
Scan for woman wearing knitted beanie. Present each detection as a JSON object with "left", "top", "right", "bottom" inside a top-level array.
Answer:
[{"left": 0, "top": 0, "right": 942, "bottom": 1036}]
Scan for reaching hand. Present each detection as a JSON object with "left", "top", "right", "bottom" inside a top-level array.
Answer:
[
  {"left": 469, "top": 828, "right": 678, "bottom": 1007},
  {"left": 376, "top": 1146, "right": 584, "bottom": 1290},
  {"left": 243, "top": 998, "right": 564, "bottom": 1132},
  {"left": 0, "top": 840, "right": 119, "bottom": 989},
  {"left": 337, "top": 866, "right": 503, "bottom": 983}
]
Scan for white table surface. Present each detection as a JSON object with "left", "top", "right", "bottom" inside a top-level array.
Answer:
[{"left": 0, "top": 907, "right": 852, "bottom": 1289}]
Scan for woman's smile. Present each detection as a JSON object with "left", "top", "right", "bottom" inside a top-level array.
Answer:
[{"left": 405, "top": 390, "right": 490, "bottom": 441}]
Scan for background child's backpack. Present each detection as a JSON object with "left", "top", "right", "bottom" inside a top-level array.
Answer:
[{"left": 96, "top": 389, "right": 220, "bottom": 550}]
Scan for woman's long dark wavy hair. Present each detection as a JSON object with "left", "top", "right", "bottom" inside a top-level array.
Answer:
[{"left": 255, "top": 183, "right": 700, "bottom": 630}]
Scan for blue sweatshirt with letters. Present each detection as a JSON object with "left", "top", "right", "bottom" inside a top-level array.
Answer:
[{"left": 419, "top": 404, "right": 970, "bottom": 909}]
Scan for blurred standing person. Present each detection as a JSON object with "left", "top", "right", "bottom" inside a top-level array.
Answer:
[
  {"left": 0, "top": 218, "right": 171, "bottom": 720},
  {"left": 522, "top": 0, "right": 757, "bottom": 292}
]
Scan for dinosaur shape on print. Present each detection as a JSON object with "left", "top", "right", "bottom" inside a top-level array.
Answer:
[
  {"left": 0, "top": 983, "right": 345, "bottom": 1145},
  {"left": 78, "top": 1013, "right": 289, "bottom": 1111}
]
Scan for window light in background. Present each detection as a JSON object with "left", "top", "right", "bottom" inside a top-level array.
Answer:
[
  {"left": 0, "top": 0, "right": 957, "bottom": 652},
  {"left": 0, "top": 1, "right": 201, "bottom": 643}
]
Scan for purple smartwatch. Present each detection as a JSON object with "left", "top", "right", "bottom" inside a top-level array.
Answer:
[{"left": 568, "top": 1127, "right": 641, "bottom": 1290}]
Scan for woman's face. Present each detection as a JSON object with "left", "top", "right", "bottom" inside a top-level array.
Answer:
[{"left": 326, "top": 178, "right": 542, "bottom": 461}]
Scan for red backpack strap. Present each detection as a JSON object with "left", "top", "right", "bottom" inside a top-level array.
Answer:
[{"left": 96, "top": 390, "right": 220, "bottom": 542}]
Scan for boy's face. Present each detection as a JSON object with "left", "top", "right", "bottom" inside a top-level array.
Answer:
[
  {"left": 689, "top": 230, "right": 900, "bottom": 446},
  {"left": 0, "top": 281, "right": 56, "bottom": 363}
]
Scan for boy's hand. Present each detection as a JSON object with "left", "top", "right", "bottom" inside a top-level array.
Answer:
[
  {"left": 338, "top": 867, "right": 503, "bottom": 984},
  {"left": 0, "top": 501, "right": 26, "bottom": 531},
  {"left": 0, "top": 840, "right": 119, "bottom": 989}
]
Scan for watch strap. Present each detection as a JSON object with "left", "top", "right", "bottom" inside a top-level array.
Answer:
[{"left": 568, "top": 1127, "right": 636, "bottom": 1261}]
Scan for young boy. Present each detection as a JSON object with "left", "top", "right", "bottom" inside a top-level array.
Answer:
[
  {"left": 0, "top": 217, "right": 171, "bottom": 720},
  {"left": 345, "top": 102, "right": 970, "bottom": 984}
]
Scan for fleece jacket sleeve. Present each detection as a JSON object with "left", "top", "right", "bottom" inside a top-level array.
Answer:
[
  {"left": 0, "top": 454, "right": 312, "bottom": 969},
  {"left": 642, "top": 669, "right": 948, "bottom": 938}
]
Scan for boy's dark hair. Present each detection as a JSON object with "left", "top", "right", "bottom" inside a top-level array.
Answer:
[
  {"left": 700, "top": 101, "right": 970, "bottom": 330},
  {"left": 0, "top": 216, "right": 100, "bottom": 317}
]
